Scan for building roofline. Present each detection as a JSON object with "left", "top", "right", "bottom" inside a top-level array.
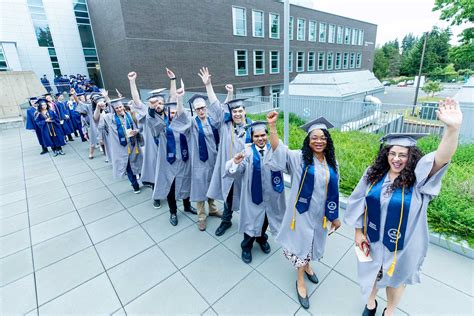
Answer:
[{"left": 288, "top": 3, "right": 378, "bottom": 27}]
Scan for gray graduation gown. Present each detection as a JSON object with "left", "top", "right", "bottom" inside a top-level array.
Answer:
[
  {"left": 206, "top": 100, "right": 245, "bottom": 210},
  {"left": 190, "top": 116, "right": 221, "bottom": 202},
  {"left": 132, "top": 102, "right": 158, "bottom": 185},
  {"left": 343, "top": 152, "right": 449, "bottom": 300},
  {"left": 76, "top": 102, "right": 99, "bottom": 146},
  {"left": 224, "top": 145, "right": 285, "bottom": 237},
  {"left": 147, "top": 111, "right": 192, "bottom": 200},
  {"left": 98, "top": 113, "right": 143, "bottom": 178},
  {"left": 266, "top": 141, "right": 339, "bottom": 260}
]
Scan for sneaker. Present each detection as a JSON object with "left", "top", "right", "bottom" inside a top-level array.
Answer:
[
  {"left": 53, "top": 150, "right": 59, "bottom": 157},
  {"left": 40, "top": 149, "right": 48, "bottom": 155},
  {"left": 58, "top": 150, "right": 65, "bottom": 155},
  {"left": 153, "top": 200, "right": 161, "bottom": 209},
  {"left": 133, "top": 185, "right": 141, "bottom": 194}
]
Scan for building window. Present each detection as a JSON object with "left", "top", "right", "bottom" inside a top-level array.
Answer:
[
  {"left": 288, "top": 51, "right": 293, "bottom": 72},
  {"left": 328, "top": 24, "right": 336, "bottom": 43},
  {"left": 0, "top": 45, "right": 8, "bottom": 71},
  {"left": 352, "top": 29, "right": 358, "bottom": 45},
  {"left": 269, "top": 13, "right": 280, "bottom": 39},
  {"left": 234, "top": 50, "right": 248, "bottom": 76},
  {"left": 289, "top": 16, "right": 294, "bottom": 40},
  {"left": 344, "top": 27, "right": 351, "bottom": 44},
  {"left": 307, "top": 52, "right": 315, "bottom": 71},
  {"left": 343, "top": 52, "right": 349, "bottom": 69},
  {"left": 319, "top": 22, "right": 327, "bottom": 42},
  {"left": 232, "top": 6, "right": 246, "bottom": 36},
  {"left": 308, "top": 21, "right": 317, "bottom": 42},
  {"left": 350, "top": 52, "right": 356, "bottom": 68},
  {"left": 297, "top": 18, "right": 306, "bottom": 41},
  {"left": 327, "top": 52, "right": 334, "bottom": 70},
  {"left": 356, "top": 53, "right": 362, "bottom": 68},
  {"left": 317, "top": 52, "right": 325, "bottom": 71},
  {"left": 270, "top": 51, "right": 280, "bottom": 74},
  {"left": 358, "top": 30, "right": 364, "bottom": 46},
  {"left": 297, "top": 51, "right": 305, "bottom": 72},
  {"left": 335, "top": 52, "right": 342, "bottom": 69},
  {"left": 254, "top": 50, "right": 265, "bottom": 75},
  {"left": 336, "top": 26, "right": 343, "bottom": 44},
  {"left": 252, "top": 10, "right": 264, "bottom": 37}
]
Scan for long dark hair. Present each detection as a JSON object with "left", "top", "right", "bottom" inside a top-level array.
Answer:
[
  {"left": 301, "top": 129, "right": 337, "bottom": 172},
  {"left": 366, "top": 145, "right": 423, "bottom": 191}
]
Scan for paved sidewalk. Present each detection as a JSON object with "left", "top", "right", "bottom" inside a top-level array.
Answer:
[{"left": 1, "top": 128, "right": 473, "bottom": 315}]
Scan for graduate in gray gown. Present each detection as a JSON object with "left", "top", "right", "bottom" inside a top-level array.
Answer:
[
  {"left": 198, "top": 67, "right": 252, "bottom": 237},
  {"left": 266, "top": 111, "right": 342, "bottom": 310},
  {"left": 98, "top": 97, "right": 143, "bottom": 193},
  {"left": 187, "top": 93, "right": 223, "bottom": 231},
  {"left": 344, "top": 98, "right": 463, "bottom": 316},
  {"left": 147, "top": 81, "right": 196, "bottom": 226},
  {"left": 72, "top": 89, "right": 99, "bottom": 159},
  {"left": 128, "top": 69, "right": 177, "bottom": 209},
  {"left": 225, "top": 121, "right": 285, "bottom": 264}
]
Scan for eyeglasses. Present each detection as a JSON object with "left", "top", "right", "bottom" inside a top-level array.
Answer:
[
  {"left": 310, "top": 136, "right": 327, "bottom": 142},
  {"left": 388, "top": 152, "right": 408, "bottom": 159},
  {"left": 195, "top": 106, "right": 206, "bottom": 112}
]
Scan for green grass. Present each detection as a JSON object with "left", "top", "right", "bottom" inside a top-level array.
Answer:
[
  {"left": 418, "top": 96, "right": 444, "bottom": 103},
  {"left": 249, "top": 113, "right": 474, "bottom": 247}
]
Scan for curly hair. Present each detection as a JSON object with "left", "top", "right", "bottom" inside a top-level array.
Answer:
[
  {"left": 366, "top": 145, "right": 424, "bottom": 191},
  {"left": 301, "top": 129, "right": 338, "bottom": 172}
]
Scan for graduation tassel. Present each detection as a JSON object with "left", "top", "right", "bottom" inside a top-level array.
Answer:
[
  {"left": 291, "top": 217, "right": 295, "bottom": 230},
  {"left": 323, "top": 216, "right": 327, "bottom": 229},
  {"left": 128, "top": 145, "right": 131, "bottom": 155},
  {"left": 387, "top": 186, "right": 405, "bottom": 278}
]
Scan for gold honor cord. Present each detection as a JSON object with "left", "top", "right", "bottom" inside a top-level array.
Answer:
[
  {"left": 120, "top": 116, "right": 139, "bottom": 156},
  {"left": 363, "top": 182, "right": 405, "bottom": 277},
  {"left": 291, "top": 166, "right": 309, "bottom": 231},
  {"left": 323, "top": 160, "right": 329, "bottom": 229}
]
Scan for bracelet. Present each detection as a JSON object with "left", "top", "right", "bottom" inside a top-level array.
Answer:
[{"left": 170, "top": 77, "right": 176, "bottom": 80}]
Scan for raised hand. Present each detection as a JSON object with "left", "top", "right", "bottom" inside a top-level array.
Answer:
[
  {"left": 198, "top": 67, "right": 211, "bottom": 86},
  {"left": 70, "top": 88, "right": 76, "bottom": 94},
  {"left": 128, "top": 72, "right": 137, "bottom": 81},
  {"left": 233, "top": 152, "right": 245, "bottom": 164},
  {"left": 225, "top": 84, "right": 234, "bottom": 93},
  {"left": 176, "top": 79, "right": 185, "bottom": 97},
  {"left": 437, "top": 98, "right": 463, "bottom": 129},
  {"left": 100, "top": 89, "right": 108, "bottom": 98},
  {"left": 267, "top": 110, "right": 279, "bottom": 125},
  {"left": 166, "top": 67, "right": 176, "bottom": 79}
]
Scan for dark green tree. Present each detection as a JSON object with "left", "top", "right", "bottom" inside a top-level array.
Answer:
[{"left": 373, "top": 48, "right": 389, "bottom": 79}]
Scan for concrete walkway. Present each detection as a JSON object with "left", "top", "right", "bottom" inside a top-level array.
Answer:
[{"left": 1, "top": 128, "right": 472, "bottom": 315}]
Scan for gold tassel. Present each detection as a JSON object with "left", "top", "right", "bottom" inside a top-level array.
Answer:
[
  {"left": 135, "top": 146, "right": 139, "bottom": 154},
  {"left": 323, "top": 216, "right": 327, "bottom": 229},
  {"left": 387, "top": 260, "right": 396, "bottom": 277},
  {"left": 290, "top": 217, "right": 295, "bottom": 230},
  {"left": 128, "top": 145, "right": 131, "bottom": 155}
]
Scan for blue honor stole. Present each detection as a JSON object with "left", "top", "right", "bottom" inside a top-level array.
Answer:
[
  {"left": 250, "top": 144, "right": 284, "bottom": 205},
  {"left": 165, "top": 115, "right": 189, "bottom": 164},
  {"left": 295, "top": 161, "right": 339, "bottom": 221},
  {"left": 365, "top": 175, "right": 412, "bottom": 252},
  {"left": 115, "top": 112, "right": 134, "bottom": 147},
  {"left": 195, "top": 116, "right": 220, "bottom": 162}
]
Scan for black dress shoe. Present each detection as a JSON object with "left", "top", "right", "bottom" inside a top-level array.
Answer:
[
  {"left": 241, "top": 250, "right": 252, "bottom": 264},
  {"left": 296, "top": 281, "right": 309, "bottom": 309},
  {"left": 362, "top": 299, "right": 377, "bottom": 316},
  {"left": 215, "top": 221, "right": 232, "bottom": 236},
  {"left": 258, "top": 241, "right": 271, "bottom": 254},
  {"left": 305, "top": 271, "right": 319, "bottom": 284},
  {"left": 382, "top": 307, "right": 386, "bottom": 316},
  {"left": 184, "top": 206, "right": 197, "bottom": 215},
  {"left": 153, "top": 200, "right": 161, "bottom": 209},
  {"left": 40, "top": 149, "right": 48, "bottom": 155},
  {"left": 170, "top": 213, "right": 178, "bottom": 226}
]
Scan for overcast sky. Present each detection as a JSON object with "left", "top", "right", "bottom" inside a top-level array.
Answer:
[{"left": 291, "top": 0, "right": 466, "bottom": 46}]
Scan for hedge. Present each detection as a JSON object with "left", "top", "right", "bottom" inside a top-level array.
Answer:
[{"left": 248, "top": 113, "right": 474, "bottom": 247}]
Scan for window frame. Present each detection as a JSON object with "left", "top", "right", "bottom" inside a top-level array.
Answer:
[
  {"left": 307, "top": 51, "right": 315, "bottom": 71},
  {"left": 253, "top": 50, "right": 265, "bottom": 75},
  {"left": 269, "top": 13, "right": 280, "bottom": 39},
  {"left": 269, "top": 50, "right": 280, "bottom": 74},
  {"left": 252, "top": 10, "right": 264, "bottom": 38},
  {"left": 343, "top": 52, "right": 349, "bottom": 69},
  {"left": 318, "top": 22, "right": 327, "bottom": 43},
  {"left": 335, "top": 52, "right": 342, "bottom": 70},
  {"left": 352, "top": 29, "right": 358, "bottom": 45},
  {"left": 289, "top": 16, "right": 294, "bottom": 40},
  {"left": 297, "top": 51, "right": 305, "bottom": 72},
  {"left": 297, "top": 18, "right": 306, "bottom": 41},
  {"left": 317, "top": 52, "right": 325, "bottom": 71},
  {"left": 356, "top": 52, "right": 362, "bottom": 68},
  {"left": 328, "top": 24, "right": 336, "bottom": 43},
  {"left": 326, "top": 52, "right": 334, "bottom": 70},
  {"left": 288, "top": 51, "right": 293, "bottom": 73},
  {"left": 350, "top": 52, "right": 356, "bottom": 68},
  {"left": 344, "top": 27, "right": 351, "bottom": 44},
  {"left": 234, "top": 49, "right": 248, "bottom": 76},
  {"left": 308, "top": 20, "right": 317, "bottom": 42},
  {"left": 358, "top": 30, "right": 364, "bottom": 46},
  {"left": 232, "top": 6, "right": 247, "bottom": 37}
]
